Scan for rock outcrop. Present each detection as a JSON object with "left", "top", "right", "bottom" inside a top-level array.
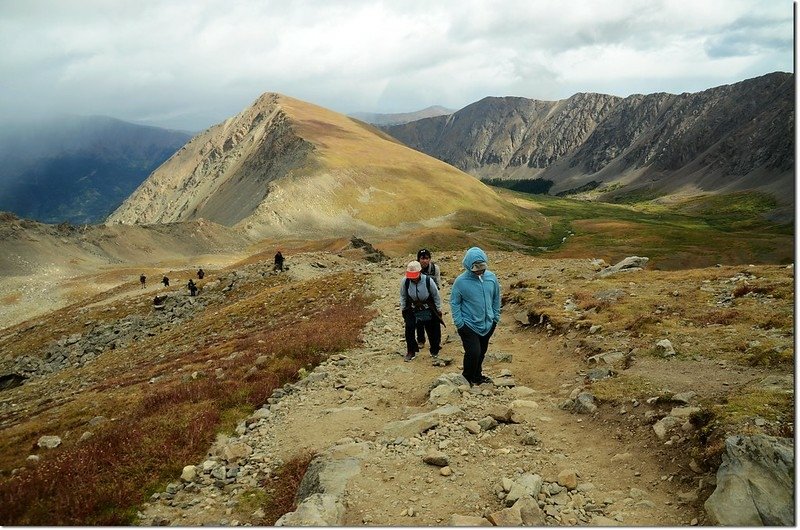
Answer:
[
  {"left": 704, "top": 435, "right": 794, "bottom": 526},
  {"left": 385, "top": 72, "right": 794, "bottom": 204}
]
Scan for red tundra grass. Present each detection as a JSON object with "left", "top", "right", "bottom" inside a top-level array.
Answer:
[{"left": 0, "top": 298, "right": 372, "bottom": 525}]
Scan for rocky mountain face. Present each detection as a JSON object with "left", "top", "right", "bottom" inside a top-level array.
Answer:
[
  {"left": 107, "top": 94, "right": 509, "bottom": 238},
  {"left": 0, "top": 116, "right": 191, "bottom": 224},
  {"left": 385, "top": 72, "right": 794, "bottom": 202},
  {"left": 350, "top": 105, "right": 454, "bottom": 126}
]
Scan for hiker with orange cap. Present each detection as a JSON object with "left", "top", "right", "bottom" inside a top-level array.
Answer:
[{"left": 400, "top": 260, "right": 442, "bottom": 362}]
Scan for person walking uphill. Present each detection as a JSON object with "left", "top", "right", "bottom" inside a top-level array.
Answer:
[
  {"left": 415, "top": 248, "right": 441, "bottom": 349},
  {"left": 400, "top": 260, "right": 443, "bottom": 362},
  {"left": 450, "top": 247, "right": 501, "bottom": 386}
]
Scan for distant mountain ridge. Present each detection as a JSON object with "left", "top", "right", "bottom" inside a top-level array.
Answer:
[
  {"left": 384, "top": 72, "right": 794, "bottom": 204},
  {"left": 0, "top": 116, "right": 191, "bottom": 224},
  {"left": 350, "top": 105, "right": 454, "bottom": 126},
  {"left": 107, "top": 94, "right": 512, "bottom": 238}
]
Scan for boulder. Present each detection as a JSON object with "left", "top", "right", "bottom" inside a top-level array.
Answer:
[
  {"left": 275, "top": 493, "right": 345, "bottom": 526},
  {"left": 488, "top": 496, "right": 545, "bottom": 526},
  {"left": 37, "top": 435, "right": 62, "bottom": 449},
  {"left": 597, "top": 256, "right": 649, "bottom": 278},
  {"left": 517, "top": 473, "right": 543, "bottom": 497},
  {"left": 223, "top": 442, "right": 253, "bottom": 462},
  {"left": 587, "top": 351, "right": 625, "bottom": 366},
  {"left": 653, "top": 416, "right": 680, "bottom": 440},
  {"left": 509, "top": 400, "right": 540, "bottom": 423},
  {"left": 180, "top": 465, "right": 197, "bottom": 483},
  {"left": 478, "top": 416, "right": 499, "bottom": 431},
  {"left": 558, "top": 469, "right": 579, "bottom": 490},
  {"left": 429, "top": 384, "right": 461, "bottom": 405},
  {"left": 508, "top": 386, "right": 537, "bottom": 399},
  {"left": 383, "top": 406, "right": 461, "bottom": 438},
  {"left": 513, "top": 311, "right": 530, "bottom": 325},
  {"left": 655, "top": 339, "right": 676, "bottom": 357},
  {"left": 577, "top": 392, "right": 598, "bottom": 413},
  {"left": 430, "top": 373, "right": 469, "bottom": 391},
  {"left": 704, "top": 435, "right": 794, "bottom": 526},
  {"left": 487, "top": 405, "right": 513, "bottom": 423},
  {"left": 423, "top": 450, "right": 449, "bottom": 467}
]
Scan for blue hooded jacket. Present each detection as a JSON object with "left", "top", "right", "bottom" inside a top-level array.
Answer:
[{"left": 450, "top": 247, "right": 501, "bottom": 335}]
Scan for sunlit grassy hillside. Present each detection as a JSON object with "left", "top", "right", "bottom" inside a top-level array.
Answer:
[
  {"left": 250, "top": 96, "right": 518, "bottom": 232},
  {"left": 492, "top": 189, "right": 793, "bottom": 269}
]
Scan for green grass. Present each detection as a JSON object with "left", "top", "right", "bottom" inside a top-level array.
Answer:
[{"left": 485, "top": 188, "right": 793, "bottom": 269}]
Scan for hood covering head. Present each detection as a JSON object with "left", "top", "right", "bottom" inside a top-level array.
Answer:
[{"left": 462, "top": 247, "right": 489, "bottom": 272}]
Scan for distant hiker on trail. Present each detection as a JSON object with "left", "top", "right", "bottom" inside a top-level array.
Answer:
[
  {"left": 187, "top": 279, "right": 198, "bottom": 296},
  {"left": 415, "top": 248, "right": 442, "bottom": 349},
  {"left": 450, "top": 247, "right": 501, "bottom": 386},
  {"left": 197, "top": 268, "right": 205, "bottom": 280},
  {"left": 140, "top": 274, "right": 146, "bottom": 289},
  {"left": 274, "top": 251, "right": 285, "bottom": 272},
  {"left": 400, "top": 260, "right": 443, "bottom": 362},
  {"left": 162, "top": 276, "right": 169, "bottom": 287}
]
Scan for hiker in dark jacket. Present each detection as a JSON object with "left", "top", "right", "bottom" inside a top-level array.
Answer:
[
  {"left": 197, "top": 268, "right": 205, "bottom": 279},
  {"left": 450, "top": 247, "right": 501, "bottom": 386},
  {"left": 415, "top": 248, "right": 441, "bottom": 349},
  {"left": 162, "top": 276, "right": 169, "bottom": 287},
  {"left": 274, "top": 251, "right": 285, "bottom": 271},
  {"left": 400, "top": 260, "right": 442, "bottom": 362},
  {"left": 140, "top": 274, "right": 146, "bottom": 289},
  {"left": 187, "top": 279, "right": 198, "bottom": 296}
]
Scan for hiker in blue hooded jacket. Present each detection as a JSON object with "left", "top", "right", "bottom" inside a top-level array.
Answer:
[{"left": 450, "top": 247, "right": 501, "bottom": 385}]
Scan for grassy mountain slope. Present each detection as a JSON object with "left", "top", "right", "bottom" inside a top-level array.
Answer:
[{"left": 107, "top": 94, "right": 515, "bottom": 239}]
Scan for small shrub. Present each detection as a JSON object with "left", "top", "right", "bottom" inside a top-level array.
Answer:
[
  {"left": 696, "top": 309, "right": 739, "bottom": 326},
  {"left": 732, "top": 284, "right": 772, "bottom": 298},
  {"left": 572, "top": 290, "right": 609, "bottom": 311},
  {"left": 745, "top": 347, "right": 793, "bottom": 367},
  {"left": 625, "top": 314, "right": 660, "bottom": 332},
  {"left": 261, "top": 450, "right": 317, "bottom": 524}
]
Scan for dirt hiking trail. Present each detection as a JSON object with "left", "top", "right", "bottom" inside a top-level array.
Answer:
[{"left": 138, "top": 250, "right": 705, "bottom": 526}]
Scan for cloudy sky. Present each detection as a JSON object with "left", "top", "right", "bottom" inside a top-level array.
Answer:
[{"left": 0, "top": 0, "right": 794, "bottom": 131}]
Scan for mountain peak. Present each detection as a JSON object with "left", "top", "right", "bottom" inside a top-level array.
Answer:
[{"left": 107, "top": 94, "right": 509, "bottom": 238}]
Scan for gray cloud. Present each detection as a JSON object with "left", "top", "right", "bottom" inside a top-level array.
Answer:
[{"left": 0, "top": 0, "right": 793, "bottom": 131}]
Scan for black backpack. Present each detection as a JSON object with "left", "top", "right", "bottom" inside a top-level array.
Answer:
[{"left": 404, "top": 275, "right": 433, "bottom": 308}]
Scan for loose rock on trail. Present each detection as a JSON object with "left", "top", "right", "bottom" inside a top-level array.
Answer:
[{"left": 136, "top": 251, "right": 710, "bottom": 526}]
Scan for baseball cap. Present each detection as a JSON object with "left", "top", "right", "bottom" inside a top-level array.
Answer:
[
  {"left": 406, "top": 260, "right": 422, "bottom": 279},
  {"left": 417, "top": 248, "right": 431, "bottom": 260}
]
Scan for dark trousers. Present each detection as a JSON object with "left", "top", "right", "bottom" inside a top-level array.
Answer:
[
  {"left": 415, "top": 321, "right": 427, "bottom": 343},
  {"left": 458, "top": 323, "right": 496, "bottom": 383},
  {"left": 404, "top": 311, "right": 441, "bottom": 356}
]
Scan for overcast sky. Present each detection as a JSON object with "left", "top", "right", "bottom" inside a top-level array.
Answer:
[{"left": 0, "top": 0, "right": 794, "bottom": 132}]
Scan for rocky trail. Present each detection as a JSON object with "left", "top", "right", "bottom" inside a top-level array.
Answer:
[{"left": 136, "top": 252, "right": 709, "bottom": 526}]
